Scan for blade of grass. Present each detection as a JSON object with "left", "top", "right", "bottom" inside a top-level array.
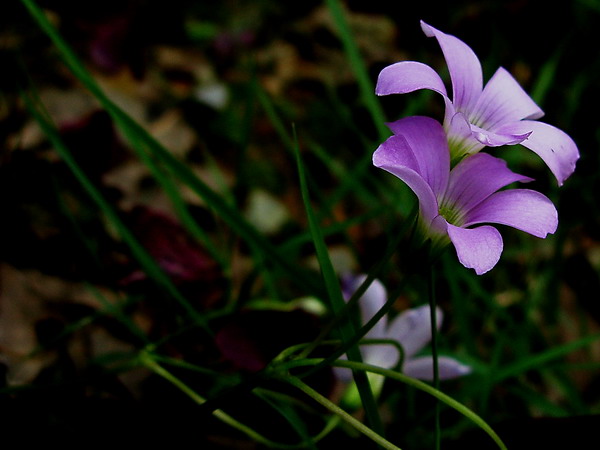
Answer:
[
  {"left": 132, "top": 140, "right": 230, "bottom": 271},
  {"left": 295, "top": 209, "right": 416, "bottom": 375},
  {"left": 282, "top": 358, "right": 507, "bottom": 450},
  {"left": 286, "top": 376, "right": 401, "bottom": 450},
  {"left": 143, "top": 351, "right": 334, "bottom": 449},
  {"left": 140, "top": 352, "right": 305, "bottom": 448},
  {"left": 293, "top": 126, "right": 384, "bottom": 437},
  {"left": 253, "top": 391, "right": 319, "bottom": 450},
  {"left": 255, "top": 389, "right": 342, "bottom": 445}
]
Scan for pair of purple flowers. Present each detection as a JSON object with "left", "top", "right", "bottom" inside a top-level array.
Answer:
[{"left": 373, "top": 21, "right": 579, "bottom": 274}]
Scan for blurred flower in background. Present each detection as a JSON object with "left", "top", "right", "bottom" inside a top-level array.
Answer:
[{"left": 335, "top": 273, "right": 470, "bottom": 402}]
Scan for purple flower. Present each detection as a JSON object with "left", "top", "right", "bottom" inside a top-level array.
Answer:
[
  {"left": 335, "top": 274, "right": 470, "bottom": 390},
  {"left": 376, "top": 21, "right": 579, "bottom": 185},
  {"left": 373, "top": 116, "right": 558, "bottom": 274}
]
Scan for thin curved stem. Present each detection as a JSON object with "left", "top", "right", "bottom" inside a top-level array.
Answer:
[
  {"left": 285, "top": 376, "right": 402, "bottom": 450},
  {"left": 140, "top": 352, "right": 330, "bottom": 449},
  {"left": 139, "top": 353, "right": 268, "bottom": 443},
  {"left": 429, "top": 265, "right": 441, "bottom": 450},
  {"left": 278, "top": 358, "right": 507, "bottom": 450}
]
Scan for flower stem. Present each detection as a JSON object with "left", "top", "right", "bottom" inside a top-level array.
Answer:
[
  {"left": 429, "top": 265, "right": 441, "bottom": 450},
  {"left": 293, "top": 127, "right": 384, "bottom": 437},
  {"left": 279, "top": 358, "right": 507, "bottom": 450},
  {"left": 139, "top": 351, "right": 301, "bottom": 448},
  {"left": 285, "top": 376, "right": 402, "bottom": 450}
]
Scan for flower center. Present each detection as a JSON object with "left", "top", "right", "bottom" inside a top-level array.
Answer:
[
  {"left": 438, "top": 202, "right": 465, "bottom": 227},
  {"left": 468, "top": 111, "right": 487, "bottom": 129},
  {"left": 444, "top": 122, "right": 485, "bottom": 163}
]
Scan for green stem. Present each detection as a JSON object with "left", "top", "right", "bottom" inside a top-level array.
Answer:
[
  {"left": 142, "top": 352, "right": 349, "bottom": 448},
  {"left": 293, "top": 128, "right": 384, "bottom": 436},
  {"left": 286, "top": 376, "right": 401, "bottom": 450},
  {"left": 140, "top": 353, "right": 259, "bottom": 438},
  {"left": 429, "top": 265, "right": 441, "bottom": 450},
  {"left": 296, "top": 205, "right": 417, "bottom": 375},
  {"left": 278, "top": 358, "right": 507, "bottom": 450},
  {"left": 140, "top": 352, "right": 301, "bottom": 448}
]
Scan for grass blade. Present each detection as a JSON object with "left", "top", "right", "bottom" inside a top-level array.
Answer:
[{"left": 292, "top": 126, "right": 384, "bottom": 436}]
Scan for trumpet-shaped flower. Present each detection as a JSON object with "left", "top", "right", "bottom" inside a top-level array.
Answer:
[
  {"left": 335, "top": 274, "right": 470, "bottom": 393},
  {"left": 373, "top": 116, "right": 558, "bottom": 274},
  {"left": 376, "top": 21, "right": 579, "bottom": 185}
]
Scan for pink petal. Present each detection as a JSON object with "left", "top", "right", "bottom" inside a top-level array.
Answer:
[
  {"left": 373, "top": 134, "right": 439, "bottom": 226},
  {"left": 334, "top": 341, "right": 397, "bottom": 382},
  {"left": 447, "top": 223, "right": 503, "bottom": 275},
  {"left": 386, "top": 305, "right": 442, "bottom": 359},
  {"left": 420, "top": 21, "right": 483, "bottom": 113},
  {"left": 470, "top": 123, "right": 532, "bottom": 147},
  {"left": 495, "top": 120, "right": 579, "bottom": 186},
  {"left": 445, "top": 153, "right": 532, "bottom": 214},
  {"left": 472, "top": 67, "right": 544, "bottom": 129},
  {"left": 446, "top": 109, "right": 473, "bottom": 141},
  {"left": 385, "top": 116, "right": 450, "bottom": 197},
  {"left": 403, "top": 356, "right": 472, "bottom": 381},
  {"left": 376, "top": 61, "right": 448, "bottom": 97},
  {"left": 463, "top": 189, "right": 558, "bottom": 238},
  {"left": 336, "top": 275, "right": 390, "bottom": 381},
  {"left": 366, "top": 343, "right": 400, "bottom": 371},
  {"left": 342, "top": 274, "right": 388, "bottom": 340},
  {"left": 445, "top": 110, "right": 487, "bottom": 157}
]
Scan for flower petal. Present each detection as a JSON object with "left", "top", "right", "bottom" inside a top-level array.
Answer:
[
  {"left": 385, "top": 116, "right": 450, "bottom": 197},
  {"left": 445, "top": 153, "right": 532, "bottom": 215},
  {"left": 445, "top": 110, "right": 487, "bottom": 158},
  {"left": 420, "top": 21, "right": 483, "bottom": 113},
  {"left": 376, "top": 61, "right": 448, "bottom": 97},
  {"left": 447, "top": 224, "right": 503, "bottom": 275},
  {"left": 472, "top": 67, "right": 544, "bottom": 129},
  {"left": 403, "top": 356, "right": 472, "bottom": 381},
  {"left": 334, "top": 342, "right": 398, "bottom": 382},
  {"left": 342, "top": 274, "right": 387, "bottom": 340},
  {"left": 470, "top": 123, "right": 532, "bottom": 147},
  {"left": 366, "top": 343, "right": 400, "bottom": 371},
  {"left": 495, "top": 120, "right": 579, "bottom": 186},
  {"left": 373, "top": 134, "right": 439, "bottom": 225},
  {"left": 463, "top": 189, "right": 558, "bottom": 238},
  {"left": 446, "top": 109, "right": 472, "bottom": 141},
  {"left": 386, "top": 304, "right": 442, "bottom": 359}
]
